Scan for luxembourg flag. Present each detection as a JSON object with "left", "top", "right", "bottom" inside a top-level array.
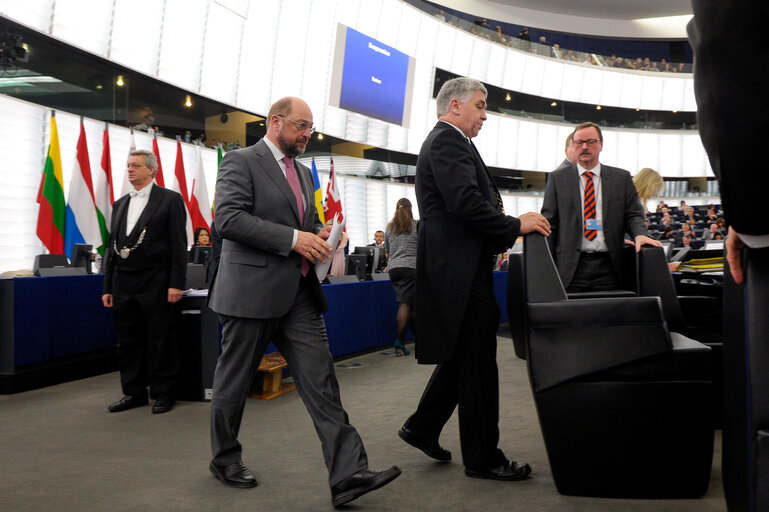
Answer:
[{"left": 64, "top": 121, "right": 101, "bottom": 259}]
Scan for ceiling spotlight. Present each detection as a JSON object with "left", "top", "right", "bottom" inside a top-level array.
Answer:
[
  {"left": 550, "top": 101, "right": 557, "bottom": 107},
  {"left": 116, "top": 75, "right": 124, "bottom": 87},
  {"left": 185, "top": 94, "right": 192, "bottom": 108},
  {"left": 672, "top": 110, "right": 678, "bottom": 114},
  {"left": 317, "top": 133, "right": 324, "bottom": 140},
  {"left": 505, "top": 92, "right": 511, "bottom": 101},
  {"left": 596, "top": 105, "right": 602, "bottom": 110}
]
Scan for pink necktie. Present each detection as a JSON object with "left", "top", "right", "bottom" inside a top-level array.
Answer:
[{"left": 283, "top": 156, "right": 309, "bottom": 275}]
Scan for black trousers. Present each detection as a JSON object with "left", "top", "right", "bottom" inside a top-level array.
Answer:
[
  {"left": 566, "top": 251, "right": 618, "bottom": 292},
  {"left": 112, "top": 283, "right": 179, "bottom": 398},
  {"left": 404, "top": 260, "right": 507, "bottom": 471}
]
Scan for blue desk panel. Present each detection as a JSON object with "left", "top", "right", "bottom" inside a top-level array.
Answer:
[{"left": 3, "top": 271, "right": 509, "bottom": 371}]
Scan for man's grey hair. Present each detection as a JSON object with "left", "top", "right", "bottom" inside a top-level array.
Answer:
[
  {"left": 436, "top": 77, "right": 487, "bottom": 117},
  {"left": 130, "top": 149, "right": 157, "bottom": 176}
]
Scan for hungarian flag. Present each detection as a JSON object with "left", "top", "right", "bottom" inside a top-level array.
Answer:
[
  {"left": 324, "top": 158, "right": 343, "bottom": 226},
  {"left": 311, "top": 158, "right": 325, "bottom": 225},
  {"left": 170, "top": 138, "right": 194, "bottom": 245},
  {"left": 93, "top": 124, "right": 114, "bottom": 255},
  {"left": 152, "top": 134, "right": 165, "bottom": 187},
  {"left": 36, "top": 111, "right": 66, "bottom": 254},
  {"left": 188, "top": 143, "right": 211, "bottom": 234},
  {"left": 64, "top": 121, "right": 101, "bottom": 259}
]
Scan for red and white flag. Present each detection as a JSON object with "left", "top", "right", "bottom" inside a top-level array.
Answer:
[
  {"left": 152, "top": 134, "right": 165, "bottom": 187},
  {"left": 169, "top": 138, "right": 194, "bottom": 245},
  {"left": 188, "top": 144, "right": 211, "bottom": 234}
]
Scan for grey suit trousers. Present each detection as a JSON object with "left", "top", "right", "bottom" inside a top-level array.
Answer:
[{"left": 210, "top": 278, "right": 368, "bottom": 486}]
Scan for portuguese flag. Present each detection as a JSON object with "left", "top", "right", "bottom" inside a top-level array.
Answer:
[{"left": 36, "top": 111, "right": 66, "bottom": 254}]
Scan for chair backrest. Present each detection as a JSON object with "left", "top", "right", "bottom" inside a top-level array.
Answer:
[
  {"left": 636, "top": 246, "right": 685, "bottom": 331},
  {"left": 185, "top": 263, "right": 207, "bottom": 290},
  {"left": 523, "top": 233, "right": 567, "bottom": 303},
  {"left": 33, "top": 254, "right": 70, "bottom": 276},
  {"left": 506, "top": 252, "right": 527, "bottom": 359}
]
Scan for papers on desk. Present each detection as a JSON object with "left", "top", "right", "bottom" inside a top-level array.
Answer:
[
  {"left": 315, "top": 214, "right": 345, "bottom": 282},
  {"left": 676, "top": 257, "right": 724, "bottom": 274},
  {"left": 183, "top": 288, "right": 209, "bottom": 296}
]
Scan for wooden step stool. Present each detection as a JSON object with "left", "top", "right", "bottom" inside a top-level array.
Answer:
[{"left": 250, "top": 352, "right": 296, "bottom": 400}]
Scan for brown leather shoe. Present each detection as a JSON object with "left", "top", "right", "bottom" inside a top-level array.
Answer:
[
  {"left": 465, "top": 460, "right": 531, "bottom": 481},
  {"left": 209, "top": 460, "right": 257, "bottom": 488}
]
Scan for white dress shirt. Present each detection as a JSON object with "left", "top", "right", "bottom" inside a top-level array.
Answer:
[{"left": 126, "top": 182, "right": 153, "bottom": 235}]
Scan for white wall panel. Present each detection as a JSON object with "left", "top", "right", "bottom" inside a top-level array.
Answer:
[
  {"left": 540, "top": 60, "right": 564, "bottom": 101},
  {"left": 110, "top": 0, "right": 164, "bottom": 76},
  {"left": 0, "top": 0, "right": 54, "bottom": 32},
  {"left": 502, "top": 50, "right": 526, "bottom": 93},
  {"left": 468, "top": 38, "right": 491, "bottom": 82},
  {"left": 520, "top": 54, "right": 545, "bottom": 97},
  {"left": 236, "top": 0, "right": 279, "bottom": 115},
  {"left": 641, "top": 75, "right": 664, "bottom": 112},
  {"left": 52, "top": 0, "right": 113, "bottom": 57},
  {"left": 200, "top": 2, "right": 243, "bottom": 104},
  {"left": 157, "top": 0, "right": 207, "bottom": 91}
]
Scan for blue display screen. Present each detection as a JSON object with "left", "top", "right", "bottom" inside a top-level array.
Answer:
[{"left": 338, "top": 27, "right": 411, "bottom": 125}]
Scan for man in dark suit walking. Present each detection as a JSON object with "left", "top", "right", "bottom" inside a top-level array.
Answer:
[
  {"left": 399, "top": 77, "right": 550, "bottom": 481},
  {"left": 207, "top": 96, "right": 399, "bottom": 507},
  {"left": 541, "top": 122, "right": 659, "bottom": 292},
  {"left": 102, "top": 149, "right": 187, "bottom": 414}
]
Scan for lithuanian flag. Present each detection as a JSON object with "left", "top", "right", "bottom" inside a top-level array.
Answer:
[{"left": 36, "top": 111, "right": 66, "bottom": 254}]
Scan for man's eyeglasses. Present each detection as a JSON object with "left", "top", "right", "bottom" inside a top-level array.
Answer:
[
  {"left": 277, "top": 114, "right": 315, "bottom": 134},
  {"left": 572, "top": 138, "right": 600, "bottom": 147}
]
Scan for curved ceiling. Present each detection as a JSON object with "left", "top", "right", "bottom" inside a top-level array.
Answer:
[{"left": 433, "top": 0, "right": 694, "bottom": 38}]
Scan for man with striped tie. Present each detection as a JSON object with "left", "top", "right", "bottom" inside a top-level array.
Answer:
[{"left": 541, "top": 122, "right": 660, "bottom": 292}]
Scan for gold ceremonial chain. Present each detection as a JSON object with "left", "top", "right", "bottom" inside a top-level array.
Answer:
[{"left": 113, "top": 227, "right": 147, "bottom": 259}]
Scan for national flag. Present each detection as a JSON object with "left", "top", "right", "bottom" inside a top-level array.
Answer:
[
  {"left": 152, "top": 134, "right": 165, "bottom": 187},
  {"left": 119, "top": 129, "right": 137, "bottom": 198},
  {"left": 170, "top": 137, "right": 194, "bottom": 245},
  {"left": 188, "top": 143, "right": 212, "bottom": 234},
  {"left": 324, "top": 158, "right": 344, "bottom": 227},
  {"left": 93, "top": 123, "right": 114, "bottom": 255},
  {"left": 64, "top": 121, "right": 101, "bottom": 259},
  {"left": 36, "top": 111, "right": 66, "bottom": 254},
  {"left": 311, "top": 158, "right": 325, "bottom": 225}
]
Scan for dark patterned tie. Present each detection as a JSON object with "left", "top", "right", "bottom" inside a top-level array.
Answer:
[{"left": 583, "top": 171, "right": 596, "bottom": 240}]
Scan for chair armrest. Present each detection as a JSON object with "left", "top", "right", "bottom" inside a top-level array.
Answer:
[{"left": 527, "top": 297, "right": 672, "bottom": 391}]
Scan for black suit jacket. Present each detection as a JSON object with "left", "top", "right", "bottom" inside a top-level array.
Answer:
[
  {"left": 415, "top": 122, "right": 520, "bottom": 364},
  {"left": 689, "top": 2, "right": 769, "bottom": 236},
  {"left": 102, "top": 185, "right": 188, "bottom": 297}
]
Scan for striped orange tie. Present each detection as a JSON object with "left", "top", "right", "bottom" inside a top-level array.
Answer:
[{"left": 583, "top": 171, "right": 596, "bottom": 240}]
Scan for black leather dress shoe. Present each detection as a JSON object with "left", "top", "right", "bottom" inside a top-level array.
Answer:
[
  {"left": 398, "top": 426, "right": 451, "bottom": 461},
  {"left": 209, "top": 460, "right": 257, "bottom": 488},
  {"left": 465, "top": 460, "right": 531, "bottom": 481},
  {"left": 107, "top": 394, "right": 148, "bottom": 413},
  {"left": 152, "top": 396, "right": 175, "bottom": 414},
  {"left": 331, "top": 466, "right": 401, "bottom": 508}
]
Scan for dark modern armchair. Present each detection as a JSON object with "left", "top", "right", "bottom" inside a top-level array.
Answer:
[{"left": 515, "top": 233, "right": 714, "bottom": 498}]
